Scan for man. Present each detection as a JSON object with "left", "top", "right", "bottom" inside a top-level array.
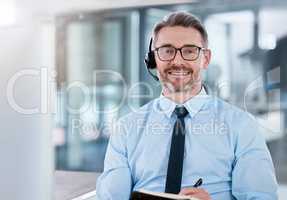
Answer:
[{"left": 96, "top": 12, "right": 278, "bottom": 200}]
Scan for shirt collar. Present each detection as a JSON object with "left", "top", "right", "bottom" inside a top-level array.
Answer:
[{"left": 158, "top": 87, "right": 210, "bottom": 119}]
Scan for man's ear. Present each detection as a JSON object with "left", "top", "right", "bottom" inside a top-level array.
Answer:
[{"left": 202, "top": 49, "right": 211, "bottom": 69}]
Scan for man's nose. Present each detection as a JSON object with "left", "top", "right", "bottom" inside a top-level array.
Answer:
[{"left": 172, "top": 50, "right": 184, "bottom": 64}]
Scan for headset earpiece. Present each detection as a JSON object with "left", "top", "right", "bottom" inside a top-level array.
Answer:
[
  {"left": 144, "top": 38, "right": 159, "bottom": 81},
  {"left": 144, "top": 51, "right": 156, "bottom": 69},
  {"left": 144, "top": 38, "right": 157, "bottom": 69}
]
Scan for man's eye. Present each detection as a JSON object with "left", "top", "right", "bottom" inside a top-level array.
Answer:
[
  {"left": 164, "top": 48, "right": 174, "bottom": 54},
  {"left": 183, "top": 48, "right": 197, "bottom": 54}
]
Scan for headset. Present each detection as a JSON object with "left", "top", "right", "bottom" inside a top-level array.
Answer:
[
  {"left": 144, "top": 37, "right": 210, "bottom": 94},
  {"left": 144, "top": 38, "right": 159, "bottom": 81}
]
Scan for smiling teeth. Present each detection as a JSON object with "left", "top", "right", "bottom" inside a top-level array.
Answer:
[{"left": 169, "top": 71, "right": 190, "bottom": 75}]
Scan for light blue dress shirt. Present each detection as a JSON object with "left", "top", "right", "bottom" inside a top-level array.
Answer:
[{"left": 96, "top": 90, "right": 278, "bottom": 200}]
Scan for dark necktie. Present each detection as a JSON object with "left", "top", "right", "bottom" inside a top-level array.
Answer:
[{"left": 165, "top": 106, "right": 188, "bottom": 194}]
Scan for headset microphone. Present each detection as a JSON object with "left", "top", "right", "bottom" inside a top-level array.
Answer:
[
  {"left": 144, "top": 38, "right": 159, "bottom": 81},
  {"left": 146, "top": 67, "right": 159, "bottom": 81}
]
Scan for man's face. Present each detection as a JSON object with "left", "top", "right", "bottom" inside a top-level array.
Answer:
[{"left": 154, "top": 26, "right": 211, "bottom": 93}]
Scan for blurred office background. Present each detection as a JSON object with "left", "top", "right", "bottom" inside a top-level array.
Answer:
[{"left": 1, "top": 0, "right": 287, "bottom": 199}]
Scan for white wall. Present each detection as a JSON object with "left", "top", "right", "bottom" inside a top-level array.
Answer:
[{"left": 0, "top": 5, "right": 55, "bottom": 199}]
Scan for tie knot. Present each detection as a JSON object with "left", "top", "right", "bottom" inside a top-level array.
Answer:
[{"left": 174, "top": 106, "right": 188, "bottom": 118}]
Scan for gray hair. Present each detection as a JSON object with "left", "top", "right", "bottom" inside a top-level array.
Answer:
[{"left": 152, "top": 11, "right": 208, "bottom": 47}]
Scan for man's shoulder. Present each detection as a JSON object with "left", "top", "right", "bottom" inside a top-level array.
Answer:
[
  {"left": 207, "top": 96, "right": 255, "bottom": 121},
  {"left": 205, "top": 96, "right": 236, "bottom": 112},
  {"left": 208, "top": 97, "right": 264, "bottom": 141}
]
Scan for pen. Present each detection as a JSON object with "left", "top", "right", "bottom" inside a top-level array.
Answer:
[{"left": 193, "top": 178, "right": 203, "bottom": 188}]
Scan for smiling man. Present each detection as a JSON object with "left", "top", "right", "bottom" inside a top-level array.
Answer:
[
  {"left": 154, "top": 24, "right": 210, "bottom": 103},
  {"left": 95, "top": 12, "right": 278, "bottom": 200}
]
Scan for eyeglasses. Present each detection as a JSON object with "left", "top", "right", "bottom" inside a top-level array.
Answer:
[{"left": 154, "top": 44, "right": 207, "bottom": 61}]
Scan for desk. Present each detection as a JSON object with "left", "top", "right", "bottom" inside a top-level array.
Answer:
[{"left": 54, "top": 171, "right": 100, "bottom": 200}]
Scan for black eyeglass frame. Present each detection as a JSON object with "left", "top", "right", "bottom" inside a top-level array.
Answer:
[{"left": 154, "top": 44, "right": 208, "bottom": 61}]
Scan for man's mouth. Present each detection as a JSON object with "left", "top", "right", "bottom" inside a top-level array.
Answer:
[{"left": 167, "top": 69, "right": 191, "bottom": 77}]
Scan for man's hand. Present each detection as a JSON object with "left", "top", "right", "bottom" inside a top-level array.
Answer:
[{"left": 179, "top": 188, "right": 211, "bottom": 200}]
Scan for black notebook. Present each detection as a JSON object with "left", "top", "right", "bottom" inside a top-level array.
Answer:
[{"left": 131, "top": 189, "right": 199, "bottom": 200}]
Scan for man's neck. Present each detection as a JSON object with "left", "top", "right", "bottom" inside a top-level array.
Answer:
[{"left": 162, "top": 83, "right": 202, "bottom": 104}]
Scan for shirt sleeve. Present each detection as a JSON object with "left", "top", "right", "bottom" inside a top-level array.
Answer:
[
  {"left": 95, "top": 120, "right": 133, "bottom": 200},
  {"left": 231, "top": 112, "right": 278, "bottom": 200}
]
